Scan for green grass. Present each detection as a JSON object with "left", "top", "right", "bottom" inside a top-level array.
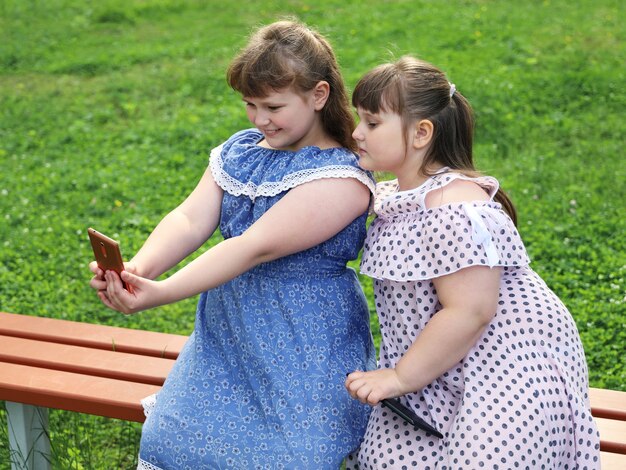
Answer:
[{"left": 1, "top": 0, "right": 624, "bottom": 467}]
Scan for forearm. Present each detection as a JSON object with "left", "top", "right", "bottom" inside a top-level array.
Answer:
[
  {"left": 131, "top": 208, "right": 214, "bottom": 279},
  {"left": 153, "top": 234, "right": 267, "bottom": 305},
  {"left": 395, "top": 307, "right": 491, "bottom": 392}
]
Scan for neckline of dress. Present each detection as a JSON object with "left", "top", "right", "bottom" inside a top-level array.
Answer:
[
  {"left": 391, "top": 167, "right": 451, "bottom": 196},
  {"left": 251, "top": 130, "right": 344, "bottom": 154}
]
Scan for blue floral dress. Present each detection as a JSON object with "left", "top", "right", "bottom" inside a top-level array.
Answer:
[{"left": 137, "top": 129, "right": 376, "bottom": 470}]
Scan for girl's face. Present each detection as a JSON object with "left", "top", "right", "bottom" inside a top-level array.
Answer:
[
  {"left": 352, "top": 107, "right": 409, "bottom": 174},
  {"left": 243, "top": 87, "right": 322, "bottom": 151}
]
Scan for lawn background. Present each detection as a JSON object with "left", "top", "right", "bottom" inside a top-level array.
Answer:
[{"left": 1, "top": 0, "right": 624, "bottom": 467}]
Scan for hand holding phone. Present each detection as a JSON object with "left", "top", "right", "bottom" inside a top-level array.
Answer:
[
  {"left": 345, "top": 370, "right": 443, "bottom": 438},
  {"left": 88, "top": 228, "right": 134, "bottom": 293},
  {"left": 381, "top": 398, "right": 443, "bottom": 438}
]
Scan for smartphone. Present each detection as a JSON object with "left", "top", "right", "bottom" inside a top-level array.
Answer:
[
  {"left": 87, "top": 228, "right": 133, "bottom": 293},
  {"left": 381, "top": 398, "right": 443, "bottom": 438}
]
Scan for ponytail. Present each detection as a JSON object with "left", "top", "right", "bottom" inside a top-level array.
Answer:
[{"left": 494, "top": 189, "right": 518, "bottom": 226}]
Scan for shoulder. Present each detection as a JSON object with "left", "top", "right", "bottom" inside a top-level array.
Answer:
[
  {"left": 292, "top": 147, "right": 375, "bottom": 194},
  {"left": 224, "top": 128, "right": 262, "bottom": 150},
  {"left": 210, "top": 128, "right": 261, "bottom": 160},
  {"left": 424, "top": 175, "right": 492, "bottom": 209},
  {"left": 309, "top": 146, "right": 361, "bottom": 166}
]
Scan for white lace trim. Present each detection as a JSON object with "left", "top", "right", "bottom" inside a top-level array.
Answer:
[
  {"left": 140, "top": 393, "right": 157, "bottom": 418},
  {"left": 209, "top": 145, "right": 375, "bottom": 200},
  {"left": 137, "top": 457, "right": 162, "bottom": 470}
]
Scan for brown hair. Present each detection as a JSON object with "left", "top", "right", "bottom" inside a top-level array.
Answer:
[
  {"left": 352, "top": 56, "right": 517, "bottom": 224},
  {"left": 227, "top": 19, "right": 356, "bottom": 151}
]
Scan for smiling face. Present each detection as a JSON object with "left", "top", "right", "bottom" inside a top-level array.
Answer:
[{"left": 243, "top": 86, "right": 326, "bottom": 151}]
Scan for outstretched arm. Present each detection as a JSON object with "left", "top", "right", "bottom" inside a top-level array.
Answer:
[
  {"left": 100, "top": 177, "right": 370, "bottom": 314},
  {"left": 128, "top": 166, "right": 224, "bottom": 280},
  {"left": 89, "top": 166, "right": 223, "bottom": 292},
  {"left": 346, "top": 265, "right": 501, "bottom": 405}
]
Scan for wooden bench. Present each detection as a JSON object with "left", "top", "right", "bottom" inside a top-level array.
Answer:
[
  {"left": 0, "top": 311, "right": 187, "bottom": 470},
  {"left": 1, "top": 311, "right": 625, "bottom": 469},
  {"left": 592, "top": 387, "right": 626, "bottom": 468}
]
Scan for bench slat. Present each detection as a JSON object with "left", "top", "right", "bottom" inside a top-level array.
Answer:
[
  {"left": 0, "top": 311, "right": 187, "bottom": 359},
  {"left": 601, "top": 451, "right": 626, "bottom": 469},
  {"left": 0, "top": 335, "right": 175, "bottom": 386},
  {"left": 0, "top": 362, "right": 158, "bottom": 422},
  {"left": 595, "top": 417, "right": 626, "bottom": 455},
  {"left": 590, "top": 387, "right": 626, "bottom": 421}
]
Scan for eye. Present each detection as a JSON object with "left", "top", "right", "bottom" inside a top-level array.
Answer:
[
  {"left": 268, "top": 105, "right": 283, "bottom": 111},
  {"left": 367, "top": 121, "right": 378, "bottom": 128}
]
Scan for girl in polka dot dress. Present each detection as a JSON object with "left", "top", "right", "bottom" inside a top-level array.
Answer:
[{"left": 345, "top": 56, "right": 600, "bottom": 469}]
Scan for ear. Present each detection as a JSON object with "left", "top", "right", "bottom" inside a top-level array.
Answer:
[
  {"left": 411, "top": 119, "right": 434, "bottom": 149},
  {"left": 312, "top": 81, "right": 330, "bottom": 110}
]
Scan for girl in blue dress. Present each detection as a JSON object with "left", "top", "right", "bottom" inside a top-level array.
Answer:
[{"left": 89, "top": 20, "right": 375, "bottom": 469}]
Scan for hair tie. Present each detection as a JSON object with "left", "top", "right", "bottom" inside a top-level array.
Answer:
[{"left": 449, "top": 83, "right": 456, "bottom": 98}]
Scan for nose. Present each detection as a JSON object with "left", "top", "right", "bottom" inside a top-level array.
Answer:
[
  {"left": 253, "top": 109, "right": 270, "bottom": 126},
  {"left": 352, "top": 122, "right": 364, "bottom": 141}
]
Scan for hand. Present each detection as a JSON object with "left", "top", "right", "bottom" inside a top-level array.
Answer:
[
  {"left": 89, "top": 261, "right": 138, "bottom": 292},
  {"left": 345, "top": 368, "right": 410, "bottom": 406},
  {"left": 98, "top": 269, "right": 162, "bottom": 315}
]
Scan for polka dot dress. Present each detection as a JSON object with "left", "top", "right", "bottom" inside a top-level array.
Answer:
[{"left": 349, "top": 171, "right": 601, "bottom": 469}]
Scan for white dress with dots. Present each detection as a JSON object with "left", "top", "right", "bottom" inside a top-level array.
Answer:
[{"left": 350, "top": 171, "right": 600, "bottom": 470}]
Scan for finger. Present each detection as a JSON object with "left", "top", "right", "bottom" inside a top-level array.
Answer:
[
  {"left": 105, "top": 271, "right": 126, "bottom": 303},
  {"left": 345, "top": 383, "right": 358, "bottom": 400},
  {"left": 105, "top": 271, "right": 137, "bottom": 315},
  {"left": 89, "top": 277, "right": 107, "bottom": 291},
  {"left": 345, "top": 375, "right": 364, "bottom": 399},
  {"left": 345, "top": 370, "right": 364, "bottom": 387},
  {"left": 97, "top": 290, "right": 116, "bottom": 310},
  {"left": 347, "top": 378, "right": 367, "bottom": 397},
  {"left": 345, "top": 373, "right": 354, "bottom": 390},
  {"left": 89, "top": 261, "right": 103, "bottom": 276},
  {"left": 346, "top": 376, "right": 359, "bottom": 393},
  {"left": 105, "top": 270, "right": 124, "bottom": 289},
  {"left": 355, "top": 384, "right": 373, "bottom": 404},
  {"left": 120, "top": 270, "right": 140, "bottom": 287},
  {"left": 348, "top": 370, "right": 364, "bottom": 379},
  {"left": 347, "top": 371, "right": 372, "bottom": 392},
  {"left": 366, "top": 390, "right": 383, "bottom": 406},
  {"left": 119, "top": 270, "right": 140, "bottom": 294},
  {"left": 101, "top": 290, "right": 130, "bottom": 315}
]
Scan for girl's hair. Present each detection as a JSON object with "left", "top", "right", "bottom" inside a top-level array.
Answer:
[
  {"left": 227, "top": 19, "right": 356, "bottom": 151},
  {"left": 352, "top": 56, "right": 517, "bottom": 224}
]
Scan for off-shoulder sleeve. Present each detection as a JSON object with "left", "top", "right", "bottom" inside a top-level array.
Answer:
[
  {"left": 360, "top": 202, "right": 530, "bottom": 281},
  {"left": 209, "top": 129, "right": 375, "bottom": 200}
]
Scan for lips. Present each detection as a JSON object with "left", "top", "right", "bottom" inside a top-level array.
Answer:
[{"left": 263, "top": 129, "right": 281, "bottom": 137}]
